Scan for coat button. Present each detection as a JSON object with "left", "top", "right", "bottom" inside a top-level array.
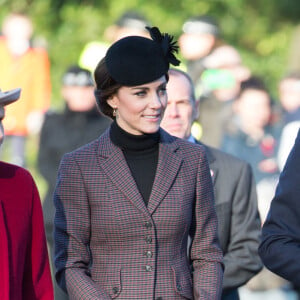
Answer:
[
  {"left": 145, "top": 250, "right": 153, "bottom": 258},
  {"left": 145, "top": 236, "right": 152, "bottom": 244},
  {"left": 145, "top": 221, "right": 152, "bottom": 229},
  {"left": 112, "top": 286, "right": 119, "bottom": 294},
  {"left": 177, "top": 284, "right": 182, "bottom": 291},
  {"left": 145, "top": 265, "right": 152, "bottom": 272}
]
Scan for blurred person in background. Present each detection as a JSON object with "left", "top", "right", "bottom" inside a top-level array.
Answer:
[
  {"left": 195, "top": 45, "right": 251, "bottom": 147},
  {"left": 179, "top": 15, "right": 222, "bottom": 84},
  {"left": 278, "top": 72, "right": 300, "bottom": 125},
  {"left": 0, "top": 88, "right": 53, "bottom": 300},
  {"left": 104, "top": 10, "right": 151, "bottom": 42},
  {"left": 221, "top": 76, "right": 280, "bottom": 186},
  {"left": 220, "top": 76, "right": 297, "bottom": 299},
  {"left": 38, "top": 65, "right": 111, "bottom": 299},
  {"left": 79, "top": 10, "right": 150, "bottom": 72},
  {"left": 0, "top": 12, "right": 51, "bottom": 167},
  {"left": 161, "top": 68, "right": 262, "bottom": 300}
]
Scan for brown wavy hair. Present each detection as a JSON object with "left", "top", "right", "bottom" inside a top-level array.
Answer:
[{"left": 94, "top": 58, "right": 122, "bottom": 119}]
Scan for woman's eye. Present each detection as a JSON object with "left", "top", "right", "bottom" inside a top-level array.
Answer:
[
  {"left": 135, "top": 91, "right": 146, "bottom": 97},
  {"left": 158, "top": 87, "right": 167, "bottom": 95}
]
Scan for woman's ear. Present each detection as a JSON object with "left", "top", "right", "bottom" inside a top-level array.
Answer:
[
  {"left": 107, "top": 95, "right": 117, "bottom": 109},
  {"left": 193, "top": 99, "right": 200, "bottom": 121}
]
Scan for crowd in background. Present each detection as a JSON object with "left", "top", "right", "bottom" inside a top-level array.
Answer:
[{"left": 1, "top": 9, "right": 300, "bottom": 300}]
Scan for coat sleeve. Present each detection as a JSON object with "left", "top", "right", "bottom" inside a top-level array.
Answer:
[
  {"left": 54, "top": 153, "right": 111, "bottom": 299},
  {"left": 222, "top": 161, "right": 262, "bottom": 289},
  {"left": 191, "top": 148, "right": 224, "bottom": 299},
  {"left": 259, "top": 129, "right": 300, "bottom": 287},
  {"left": 23, "top": 173, "right": 54, "bottom": 300}
]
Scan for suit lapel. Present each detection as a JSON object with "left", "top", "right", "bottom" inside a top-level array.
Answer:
[
  {"left": 197, "top": 141, "right": 218, "bottom": 185},
  {"left": 97, "top": 130, "right": 148, "bottom": 215},
  {"left": 147, "top": 130, "right": 183, "bottom": 215}
]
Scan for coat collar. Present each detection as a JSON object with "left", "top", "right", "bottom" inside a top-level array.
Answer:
[
  {"left": 97, "top": 127, "right": 183, "bottom": 215},
  {"left": 196, "top": 140, "right": 218, "bottom": 185}
]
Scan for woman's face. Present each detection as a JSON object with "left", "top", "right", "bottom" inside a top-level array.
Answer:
[
  {"left": 235, "top": 89, "right": 271, "bottom": 129},
  {"left": 108, "top": 76, "right": 168, "bottom": 135}
]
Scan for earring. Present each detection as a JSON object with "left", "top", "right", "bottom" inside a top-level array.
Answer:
[{"left": 113, "top": 107, "right": 117, "bottom": 117}]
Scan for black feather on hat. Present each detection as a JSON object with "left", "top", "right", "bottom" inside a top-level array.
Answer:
[{"left": 105, "top": 26, "right": 180, "bottom": 86}]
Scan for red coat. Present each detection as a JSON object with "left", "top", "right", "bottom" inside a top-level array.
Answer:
[{"left": 0, "top": 162, "right": 53, "bottom": 300}]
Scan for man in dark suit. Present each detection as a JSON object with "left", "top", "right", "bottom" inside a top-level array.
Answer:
[
  {"left": 161, "top": 68, "right": 262, "bottom": 300},
  {"left": 259, "top": 128, "right": 300, "bottom": 292}
]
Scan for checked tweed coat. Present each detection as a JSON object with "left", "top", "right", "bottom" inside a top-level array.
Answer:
[{"left": 54, "top": 127, "right": 223, "bottom": 299}]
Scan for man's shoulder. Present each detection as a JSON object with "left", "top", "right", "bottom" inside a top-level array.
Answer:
[
  {"left": 43, "top": 109, "right": 63, "bottom": 121},
  {"left": 174, "top": 135, "right": 207, "bottom": 155},
  {"left": 208, "top": 145, "right": 247, "bottom": 164},
  {"left": 199, "top": 142, "right": 251, "bottom": 173}
]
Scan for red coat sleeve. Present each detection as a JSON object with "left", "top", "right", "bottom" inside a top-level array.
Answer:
[{"left": 22, "top": 174, "right": 54, "bottom": 300}]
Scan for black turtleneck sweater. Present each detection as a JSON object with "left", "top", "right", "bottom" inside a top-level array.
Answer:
[{"left": 110, "top": 121, "right": 159, "bottom": 206}]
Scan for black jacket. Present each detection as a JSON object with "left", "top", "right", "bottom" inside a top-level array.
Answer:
[
  {"left": 38, "top": 105, "right": 111, "bottom": 238},
  {"left": 259, "top": 129, "right": 300, "bottom": 288},
  {"left": 198, "top": 141, "right": 262, "bottom": 298}
]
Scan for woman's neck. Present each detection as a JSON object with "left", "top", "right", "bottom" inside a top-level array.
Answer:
[{"left": 110, "top": 121, "right": 160, "bottom": 151}]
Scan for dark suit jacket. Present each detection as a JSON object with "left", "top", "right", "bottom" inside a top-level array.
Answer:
[
  {"left": 259, "top": 128, "right": 300, "bottom": 287},
  {"left": 198, "top": 142, "right": 262, "bottom": 297},
  {"left": 54, "top": 128, "right": 223, "bottom": 299}
]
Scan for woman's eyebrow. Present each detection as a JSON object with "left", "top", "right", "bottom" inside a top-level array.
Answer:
[
  {"left": 158, "top": 82, "right": 167, "bottom": 88},
  {"left": 131, "top": 86, "right": 149, "bottom": 90}
]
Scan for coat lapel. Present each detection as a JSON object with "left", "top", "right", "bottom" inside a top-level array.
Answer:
[
  {"left": 97, "top": 130, "right": 148, "bottom": 215},
  {"left": 147, "top": 130, "right": 183, "bottom": 214},
  {"left": 197, "top": 141, "right": 218, "bottom": 185},
  {"left": 97, "top": 128, "right": 182, "bottom": 215}
]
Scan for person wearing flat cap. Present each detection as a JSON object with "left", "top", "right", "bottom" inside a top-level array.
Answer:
[
  {"left": 0, "top": 88, "right": 53, "bottom": 299},
  {"left": 54, "top": 26, "right": 223, "bottom": 299}
]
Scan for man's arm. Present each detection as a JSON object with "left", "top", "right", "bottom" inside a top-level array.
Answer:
[
  {"left": 259, "top": 129, "right": 300, "bottom": 287},
  {"left": 222, "top": 161, "right": 262, "bottom": 289}
]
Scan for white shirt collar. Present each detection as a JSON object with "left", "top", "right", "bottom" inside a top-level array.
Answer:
[{"left": 187, "top": 135, "right": 197, "bottom": 144}]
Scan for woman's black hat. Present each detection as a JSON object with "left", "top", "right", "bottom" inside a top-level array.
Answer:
[{"left": 105, "top": 26, "right": 180, "bottom": 86}]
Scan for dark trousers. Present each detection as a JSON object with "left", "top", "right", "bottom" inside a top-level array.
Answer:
[{"left": 47, "top": 232, "right": 69, "bottom": 300}]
